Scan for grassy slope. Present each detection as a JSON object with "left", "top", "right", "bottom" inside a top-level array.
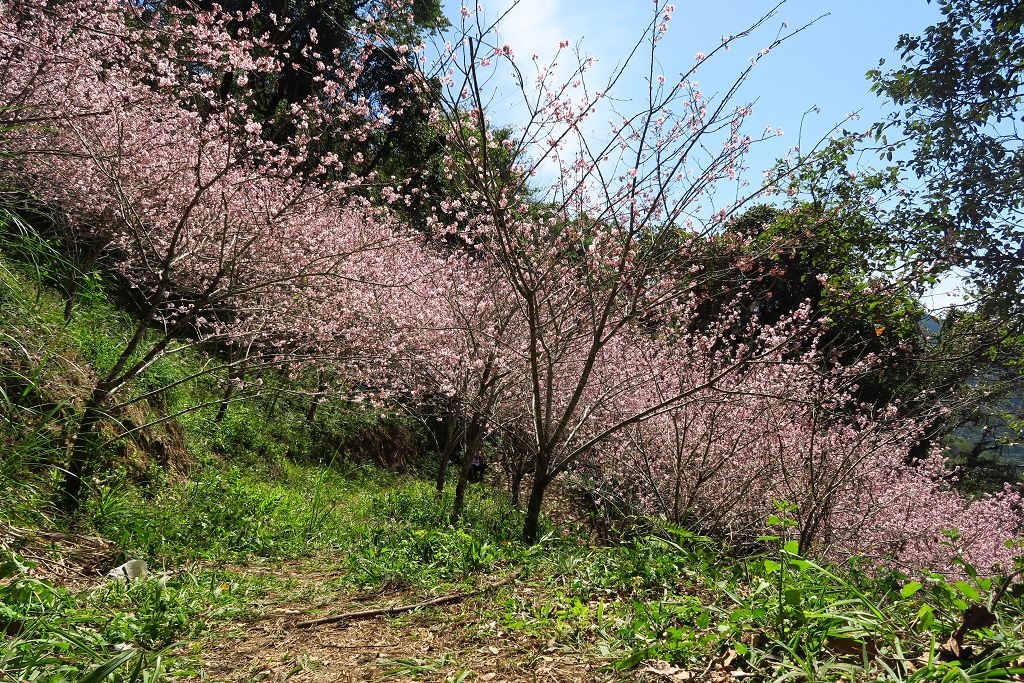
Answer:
[{"left": 2, "top": 245, "right": 1024, "bottom": 682}]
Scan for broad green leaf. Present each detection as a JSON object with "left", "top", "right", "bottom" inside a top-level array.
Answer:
[
  {"left": 901, "top": 581, "right": 923, "bottom": 598},
  {"left": 954, "top": 581, "right": 980, "bottom": 601},
  {"left": 917, "top": 604, "right": 934, "bottom": 630}
]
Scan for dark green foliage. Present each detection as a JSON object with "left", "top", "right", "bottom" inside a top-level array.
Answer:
[
  {"left": 162, "top": 0, "right": 446, "bottom": 182},
  {"left": 672, "top": 203, "right": 926, "bottom": 410}
]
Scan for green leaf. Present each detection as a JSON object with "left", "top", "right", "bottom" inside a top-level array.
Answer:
[
  {"left": 954, "top": 581, "right": 980, "bottom": 601},
  {"left": 901, "top": 581, "right": 923, "bottom": 598},
  {"left": 917, "top": 604, "right": 934, "bottom": 630},
  {"left": 783, "top": 540, "right": 800, "bottom": 556},
  {"left": 790, "top": 559, "right": 812, "bottom": 572},
  {"left": 763, "top": 559, "right": 781, "bottom": 574},
  {"left": 0, "top": 552, "right": 33, "bottom": 580},
  {"left": 79, "top": 649, "right": 138, "bottom": 683}
]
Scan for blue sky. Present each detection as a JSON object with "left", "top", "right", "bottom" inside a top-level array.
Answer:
[{"left": 441, "top": 0, "right": 942, "bottom": 183}]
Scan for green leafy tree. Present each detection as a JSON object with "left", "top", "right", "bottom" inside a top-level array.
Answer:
[
  {"left": 714, "top": 204, "right": 926, "bottom": 407},
  {"left": 867, "top": 1, "right": 1024, "bottom": 476},
  {"left": 869, "top": 0, "right": 1024, "bottom": 316}
]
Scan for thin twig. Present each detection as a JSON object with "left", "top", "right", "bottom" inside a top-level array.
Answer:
[{"left": 293, "top": 570, "right": 521, "bottom": 629}]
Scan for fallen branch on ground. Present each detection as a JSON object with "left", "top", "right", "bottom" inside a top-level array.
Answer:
[{"left": 293, "top": 570, "right": 522, "bottom": 628}]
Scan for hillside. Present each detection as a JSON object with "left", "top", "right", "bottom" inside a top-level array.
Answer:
[{"left": 3, "top": 239, "right": 1024, "bottom": 683}]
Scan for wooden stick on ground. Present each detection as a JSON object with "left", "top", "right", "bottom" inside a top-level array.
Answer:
[{"left": 294, "top": 570, "right": 521, "bottom": 629}]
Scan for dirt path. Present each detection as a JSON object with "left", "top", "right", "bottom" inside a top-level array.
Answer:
[
  {"left": 188, "top": 563, "right": 629, "bottom": 683},
  {"left": 2, "top": 524, "right": 645, "bottom": 681}
]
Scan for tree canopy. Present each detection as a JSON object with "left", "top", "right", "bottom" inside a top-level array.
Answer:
[{"left": 869, "top": 0, "right": 1024, "bottom": 316}]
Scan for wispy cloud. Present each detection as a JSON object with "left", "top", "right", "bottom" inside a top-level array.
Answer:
[{"left": 493, "top": 0, "right": 567, "bottom": 64}]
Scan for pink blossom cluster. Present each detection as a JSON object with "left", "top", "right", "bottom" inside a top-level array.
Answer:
[
  {"left": 0, "top": 0, "right": 413, "bottom": 364},
  {"left": 585, "top": 327, "right": 1022, "bottom": 573},
  {"left": 0, "top": 0, "right": 1018, "bottom": 572},
  {"left": 403, "top": 3, "right": 1021, "bottom": 567}
]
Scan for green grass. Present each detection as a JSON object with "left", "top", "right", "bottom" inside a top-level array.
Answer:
[
  {"left": 84, "top": 455, "right": 532, "bottom": 591},
  {"left": 476, "top": 530, "right": 1024, "bottom": 682},
  {"left": 0, "top": 551, "right": 272, "bottom": 682}
]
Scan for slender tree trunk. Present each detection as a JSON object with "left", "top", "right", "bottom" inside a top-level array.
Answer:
[
  {"left": 264, "top": 389, "right": 280, "bottom": 419},
  {"left": 500, "top": 428, "right": 530, "bottom": 508},
  {"left": 56, "top": 389, "right": 105, "bottom": 514},
  {"left": 215, "top": 383, "right": 235, "bottom": 424},
  {"left": 435, "top": 413, "right": 460, "bottom": 496},
  {"left": 522, "top": 467, "right": 548, "bottom": 544},
  {"left": 509, "top": 462, "right": 524, "bottom": 508},
  {"left": 306, "top": 385, "right": 323, "bottom": 423},
  {"left": 215, "top": 352, "right": 241, "bottom": 424},
  {"left": 54, "top": 266, "right": 217, "bottom": 514},
  {"left": 450, "top": 415, "right": 484, "bottom": 524}
]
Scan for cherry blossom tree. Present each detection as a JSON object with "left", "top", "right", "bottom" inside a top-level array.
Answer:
[
  {"left": 410, "top": 1, "right": 1024, "bottom": 568},
  {"left": 0, "top": 0, "right": 413, "bottom": 511},
  {"left": 353, "top": 239, "right": 524, "bottom": 520},
  {"left": 590, "top": 329, "right": 1023, "bottom": 573},
  {"left": 417, "top": 1, "right": 826, "bottom": 541}
]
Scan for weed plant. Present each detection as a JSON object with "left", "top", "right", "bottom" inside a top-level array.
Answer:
[
  {"left": 0, "top": 551, "right": 268, "bottom": 682},
  {"left": 486, "top": 519, "right": 1024, "bottom": 682}
]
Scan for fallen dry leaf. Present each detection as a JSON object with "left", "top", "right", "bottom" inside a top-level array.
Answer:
[{"left": 640, "top": 660, "right": 693, "bottom": 681}]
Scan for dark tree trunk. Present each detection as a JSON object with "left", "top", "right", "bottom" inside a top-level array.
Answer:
[
  {"left": 498, "top": 426, "right": 531, "bottom": 508},
  {"left": 435, "top": 413, "right": 460, "bottom": 496},
  {"left": 450, "top": 416, "right": 484, "bottom": 524},
  {"left": 522, "top": 468, "right": 548, "bottom": 544},
  {"left": 215, "top": 359, "right": 245, "bottom": 424},
  {"left": 264, "top": 390, "right": 280, "bottom": 419},
  {"left": 214, "top": 383, "right": 235, "bottom": 424},
  {"left": 56, "top": 390, "right": 105, "bottom": 514},
  {"left": 305, "top": 387, "right": 322, "bottom": 423},
  {"left": 509, "top": 465, "right": 525, "bottom": 508}
]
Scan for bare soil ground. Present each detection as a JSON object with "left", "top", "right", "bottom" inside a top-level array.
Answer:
[{"left": 186, "top": 562, "right": 628, "bottom": 683}]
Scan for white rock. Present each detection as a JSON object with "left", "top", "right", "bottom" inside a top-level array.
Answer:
[{"left": 106, "top": 559, "right": 148, "bottom": 581}]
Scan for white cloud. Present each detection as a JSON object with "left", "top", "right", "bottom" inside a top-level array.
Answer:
[{"left": 493, "top": 0, "right": 567, "bottom": 65}]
